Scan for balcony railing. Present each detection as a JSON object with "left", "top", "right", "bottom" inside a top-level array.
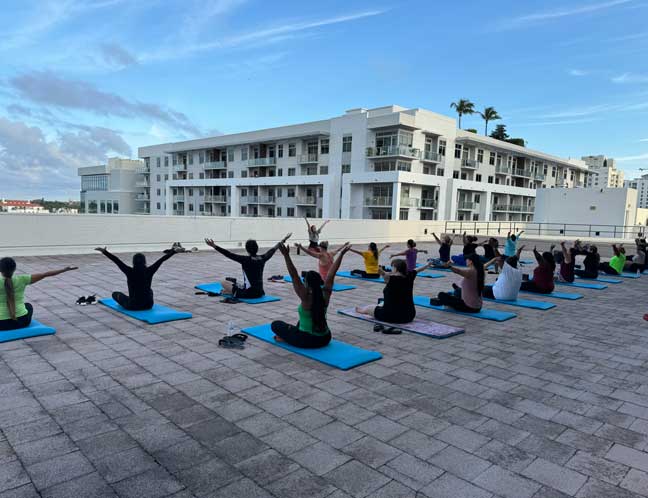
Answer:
[
  {"left": 203, "top": 161, "right": 226, "bottom": 170},
  {"left": 400, "top": 198, "right": 420, "bottom": 208},
  {"left": 493, "top": 204, "right": 535, "bottom": 213},
  {"left": 173, "top": 195, "right": 185, "bottom": 202},
  {"left": 534, "top": 172, "right": 546, "bottom": 181},
  {"left": 457, "top": 201, "right": 475, "bottom": 210},
  {"left": 420, "top": 198, "right": 437, "bottom": 209},
  {"left": 495, "top": 165, "right": 511, "bottom": 175},
  {"left": 241, "top": 196, "right": 259, "bottom": 204},
  {"left": 135, "top": 194, "right": 149, "bottom": 201},
  {"left": 248, "top": 157, "right": 276, "bottom": 167},
  {"left": 298, "top": 154, "right": 319, "bottom": 164},
  {"left": 136, "top": 168, "right": 150, "bottom": 174},
  {"left": 204, "top": 195, "right": 227, "bottom": 203},
  {"left": 296, "top": 197, "right": 317, "bottom": 205},
  {"left": 173, "top": 164, "right": 187, "bottom": 172},
  {"left": 366, "top": 146, "right": 421, "bottom": 159},
  {"left": 512, "top": 168, "right": 532, "bottom": 178},
  {"left": 257, "top": 196, "right": 276, "bottom": 204},
  {"left": 461, "top": 158, "right": 479, "bottom": 169},
  {"left": 172, "top": 210, "right": 184, "bottom": 216},
  {"left": 422, "top": 151, "right": 442, "bottom": 163},
  {"left": 135, "top": 180, "right": 150, "bottom": 187},
  {"left": 364, "top": 196, "right": 393, "bottom": 207}
]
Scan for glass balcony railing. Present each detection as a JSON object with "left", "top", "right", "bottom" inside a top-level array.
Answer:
[
  {"left": 420, "top": 198, "right": 437, "bottom": 209},
  {"left": 135, "top": 180, "right": 150, "bottom": 187},
  {"left": 173, "top": 195, "right": 185, "bottom": 202},
  {"left": 204, "top": 195, "right": 227, "bottom": 203},
  {"left": 241, "top": 196, "right": 259, "bottom": 204},
  {"left": 257, "top": 196, "right": 276, "bottom": 204},
  {"left": 534, "top": 172, "right": 546, "bottom": 180},
  {"left": 366, "top": 146, "right": 421, "bottom": 159},
  {"left": 512, "top": 168, "right": 532, "bottom": 178},
  {"left": 203, "top": 161, "right": 226, "bottom": 170},
  {"left": 298, "top": 154, "right": 319, "bottom": 164},
  {"left": 173, "top": 164, "right": 187, "bottom": 172},
  {"left": 364, "top": 196, "right": 393, "bottom": 207},
  {"left": 422, "top": 151, "right": 442, "bottom": 162},
  {"left": 400, "top": 198, "right": 420, "bottom": 207},
  {"left": 136, "top": 168, "right": 150, "bottom": 174},
  {"left": 495, "top": 165, "right": 511, "bottom": 175},
  {"left": 296, "top": 197, "right": 317, "bottom": 205},
  {"left": 247, "top": 157, "right": 276, "bottom": 167},
  {"left": 457, "top": 201, "right": 475, "bottom": 210},
  {"left": 461, "top": 158, "right": 479, "bottom": 169},
  {"left": 135, "top": 194, "right": 149, "bottom": 201},
  {"left": 493, "top": 204, "right": 535, "bottom": 213}
]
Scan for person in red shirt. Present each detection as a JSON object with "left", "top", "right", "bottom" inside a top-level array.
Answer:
[{"left": 520, "top": 247, "right": 555, "bottom": 294}]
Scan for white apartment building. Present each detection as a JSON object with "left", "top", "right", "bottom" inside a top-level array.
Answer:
[
  {"left": 583, "top": 155, "right": 624, "bottom": 188},
  {"left": 625, "top": 173, "right": 648, "bottom": 208},
  {"left": 0, "top": 200, "right": 46, "bottom": 214},
  {"left": 78, "top": 157, "right": 147, "bottom": 214},
  {"left": 138, "top": 105, "right": 589, "bottom": 222}
]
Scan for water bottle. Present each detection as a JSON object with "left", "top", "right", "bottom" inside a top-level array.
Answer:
[{"left": 227, "top": 320, "right": 236, "bottom": 337}]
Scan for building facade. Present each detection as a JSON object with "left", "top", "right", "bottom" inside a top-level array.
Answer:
[
  {"left": 583, "top": 155, "right": 624, "bottom": 188},
  {"left": 138, "top": 105, "right": 589, "bottom": 221},
  {"left": 0, "top": 200, "right": 46, "bottom": 213},
  {"left": 78, "top": 158, "right": 146, "bottom": 214},
  {"left": 624, "top": 174, "right": 648, "bottom": 209}
]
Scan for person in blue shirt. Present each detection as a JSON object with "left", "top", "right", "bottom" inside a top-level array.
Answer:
[{"left": 504, "top": 230, "right": 524, "bottom": 257}]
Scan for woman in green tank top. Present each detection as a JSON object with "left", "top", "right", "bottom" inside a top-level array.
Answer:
[{"left": 271, "top": 243, "right": 351, "bottom": 348}]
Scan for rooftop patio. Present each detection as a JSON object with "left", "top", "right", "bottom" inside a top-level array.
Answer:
[{"left": 1, "top": 243, "right": 647, "bottom": 498}]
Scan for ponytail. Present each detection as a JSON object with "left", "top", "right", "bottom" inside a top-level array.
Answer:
[
  {"left": 369, "top": 242, "right": 378, "bottom": 261},
  {"left": 0, "top": 258, "right": 17, "bottom": 321}
]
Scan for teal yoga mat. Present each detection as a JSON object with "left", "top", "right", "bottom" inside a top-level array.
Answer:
[
  {"left": 413, "top": 296, "right": 517, "bottom": 321},
  {"left": 195, "top": 283, "right": 281, "bottom": 303},
  {"left": 99, "top": 299, "right": 192, "bottom": 324},
  {"left": 282, "top": 276, "right": 356, "bottom": 292},
  {"left": 0, "top": 320, "right": 56, "bottom": 343}
]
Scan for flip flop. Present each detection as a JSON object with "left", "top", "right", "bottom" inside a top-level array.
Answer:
[
  {"left": 219, "top": 337, "right": 244, "bottom": 349},
  {"left": 195, "top": 291, "right": 207, "bottom": 295},
  {"left": 373, "top": 324, "right": 384, "bottom": 332},
  {"left": 76, "top": 296, "right": 87, "bottom": 305},
  {"left": 229, "top": 333, "right": 248, "bottom": 342},
  {"left": 85, "top": 295, "right": 97, "bottom": 305},
  {"left": 220, "top": 297, "right": 240, "bottom": 304},
  {"left": 382, "top": 327, "right": 402, "bottom": 335}
]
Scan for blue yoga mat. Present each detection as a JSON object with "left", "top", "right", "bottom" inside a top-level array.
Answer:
[
  {"left": 194, "top": 283, "right": 281, "bottom": 303},
  {"left": 417, "top": 272, "right": 445, "bottom": 279},
  {"left": 617, "top": 272, "right": 641, "bottom": 279},
  {"left": 482, "top": 287, "right": 555, "bottom": 310},
  {"left": 578, "top": 276, "right": 621, "bottom": 284},
  {"left": 519, "top": 289, "right": 582, "bottom": 300},
  {"left": 283, "top": 276, "right": 356, "bottom": 292},
  {"left": 554, "top": 280, "right": 607, "bottom": 290},
  {"left": 99, "top": 299, "right": 192, "bottom": 324},
  {"left": 413, "top": 296, "right": 516, "bottom": 321},
  {"left": 241, "top": 323, "right": 382, "bottom": 370},
  {"left": 336, "top": 271, "right": 385, "bottom": 283},
  {"left": 0, "top": 320, "right": 56, "bottom": 343}
]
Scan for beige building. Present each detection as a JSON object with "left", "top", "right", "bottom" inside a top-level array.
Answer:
[{"left": 583, "top": 155, "right": 624, "bottom": 188}]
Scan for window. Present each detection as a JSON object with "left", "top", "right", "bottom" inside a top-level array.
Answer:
[
  {"left": 474, "top": 194, "right": 481, "bottom": 203},
  {"left": 477, "top": 149, "right": 484, "bottom": 163},
  {"left": 188, "top": 188, "right": 193, "bottom": 196},
  {"left": 453, "top": 171, "right": 459, "bottom": 179},
  {"left": 278, "top": 144, "right": 283, "bottom": 158},
  {"left": 342, "top": 135, "right": 352, "bottom": 153},
  {"left": 100, "top": 201, "right": 106, "bottom": 213},
  {"left": 472, "top": 214, "right": 479, "bottom": 221},
  {"left": 476, "top": 174, "right": 482, "bottom": 182},
  {"left": 287, "top": 188, "right": 295, "bottom": 197},
  {"left": 164, "top": 157, "right": 169, "bottom": 167},
  {"left": 241, "top": 148, "right": 248, "bottom": 161},
  {"left": 199, "top": 188, "right": 204, "bottom": 196},
  {"left": 157, "top": 202, "right": 161, "bottom": 210},
  {"left": 199, "top": 152, "right": 204, "bottom": 164},
  {"left": 241, "top": 171, "right": 248, "bottom": 178},
  {"left": 287, "top": 207, "right": 295, "bottom": 217},
  {"left": 321, "top": 139, "right": 329, "bottom": 154},
  {"left": 454, "top": 144, "right": 462, "bottom": 159},
  {"left": 489, "top": 152, "right": 496, "bottom": 165},
  {"left": 438, "top": 140, "right": 446, "bottom": 156},
  {"left": 80, "top": 174, "right": 108, "bottom": 191},
  {"left": 461, "top": 173, "right": 467, "bottom": 180},
  {"left": 156, "top": 189, "right": 161, "bottom": 196},
  {"left": 188, "top": 173, "right": 193, "bottom": 179},
  {"left": 437, "top": 168, "right": 444, "bottom": 176},
  {"left": 228, "top": 149, "right": 234, "bottom": 162},
  {"left": 241, "top": 206, "right": 247, "bottom": 215},
  {"left": 488, "top": 176, "right": 493, "bottom": 184},
  {"left": 188, "top": 153, "right": 193, "bottom": 165},
  {"left": 320, "top": 166, "right": 328, "bottom": 175},
  {"left": 342, "top": 164, "right": 351, "bottom": 174},
  {"left": 277, "top": 168, "right": 283, "bottom": 176},
  {"left": 164, "top": 174, "right": 168, "bottom": 180},
  {"left": 288, "top": 143, "right": 296, "bottom": 157},
  {"left": 399, "top": 209, "right": 409, "bottom": 220},
  {"left": 552, "top": 166, "right": 556, "bottom": 178},
  {"left": 496, "top": 154, "right": 503, "bottom": 167},
  {"left": 373, "top": 160, "right": 411, "bottom": 172},
  {"left": 156, "top": 157, "right": 161, "bottom": 167},
  {"left": 106, "top": 202, "right": 112, "bottom": 214},
  {"left": 288, "top": 168, "right": 296, "bottom": 176},
  {"left": 276, "top": 207, "right": 282, "bottom": 216},
  {"left": 199, "top": 173, "right": 204, "bottom": 179},
  {"left": 277, "top": 188, "right": 282, "bottom": 197},
  {"left": 188, "top": 204, "right": 194, "bottom": 212}
]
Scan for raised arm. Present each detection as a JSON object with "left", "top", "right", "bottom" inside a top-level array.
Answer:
[
  {"left": 204, "top": 239, "right": 246, "bottom": 263},
  {"left": 612, "top": 244, "right": 621, "bottom": 257},
  {"left": 432, "top": 232, "right": 442, "bottom": 245},
  {"left": 31, "top": 266, "right": 78, "bottom": 284},
  {"left": 330, "top": 242, "right": 350, "bottom": 257},
  {"left": 325, "top": 244, "right": 351, "bottom": 290},
  {"left": 296, "top": 243, "right": 319, "bottom": 259},
  {"left": 347, "top": 248, "right": 364, "bottom": 256},
  {"left": 462, "top": 232, "right": 468, "bottom": 244},
  {"left": 278, "top": 244, "right": 307, "bottom": 300},
  {"left": 517, "top": 230, "right": 525, "bottom": 237},
  {"left": 516, "top": 245, "right": 525, "bottom": 259},
  {"left": 390, "top": 250, "right": 407, "bottom": 258},
  {"left": 533, "top": 247, "right": 543, "bottom": 265},
  {"left": 303, "top": 216, "right": 310, "bottom": 229},
  {"left": 449, "top": 264, "right": 471, "bottom": 277},
  {"left": 416, "top": 248, "right": 428, "bottom": 254},
  {"left": 261, "top": 232, "right": 292, "bottom": 262},
  {"left": 148, "top": 248, "right": 177, "bottom": 275},
  {"left": 415, "top": 260, "right": 435, "bottom": 274},
  {"left": 378, "top": 244, "right": 391, "bottom": 255},
  {"left": 95, "top": 247, "right": 130, "bottom": 274},
  {"left": 317, "top": 220, "right": 330, "bottom": 233}
]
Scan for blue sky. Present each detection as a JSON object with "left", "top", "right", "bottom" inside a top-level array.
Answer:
[{"left": 0, "top": 0, "right": 647, "bottom": 199}]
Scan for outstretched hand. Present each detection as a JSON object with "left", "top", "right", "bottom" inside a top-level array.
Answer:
[
  {"left": 278, "top": 243, "right": 290, "bottom": 256},
  {"left": 281, "top": 233, "right": 292, "bottom": 243},
  {"left": 340, "top": 244, "right": 352, "bottom": 255},
  {"left": 64, "top": 266, "right": 78, "bottom": 272},
  {"left": 94, "top": 247, "right": 106, "bottom": 253},
  {"left": 204, "top": 238, "right": 217, "bottom": 249}
]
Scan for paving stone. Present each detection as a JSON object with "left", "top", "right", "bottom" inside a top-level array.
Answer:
[
  {"left": 208, "top": 477, "right": 273, "bottom": 498},
  {"left": 13, "top": 434, "right": 77, "bottom": 466},
  {"left": 435, "top": 425, "right": 490, "bottom": 452},
  {"left": 355, "top": 415, "right": 408, "bottom": 442},
  {"left": 154, "top": 439, "right": 213, "bottom": 473},
  {"left": 40, "top": 472, "right": 116, "bottom": 498},
  {"left": 259, "top": 427, "right": 317, "bottom": 455},
  {"left": 420, "top": 472, "right": 492, "bottom": 498},
  {"left": 620, "top": 469, "right": 648, "bottom": 496},
  {"left": 175, "top": 458, "right": 240, "bottom": 497},
  {"left": 576, "top": 478, "right": 644, "bottom": 498},
  {"left": 473, "top": 465, "right": 541, "bottom": 498},
  {"left": 522, "top": 458, "right": 588, "bottom": 495},
  {"left": 566, "top": 451, "right": 630, "bottom": 485},
  {"left": 185, "top": 418, "right": 240, "bottom": 446},
  {"left": 111, "top": 467, "right": 184, "bottom": 498},
  {"left": 291, "top": 442, "right": 351, "bottom": 476},
  {"left": 76, "top": 430, "right": 138, "bottom": 463},
  {"left": 325, "top": 460, "right": 391, "bottom": 497},
  {"left": 429, "top": 445, "right": 492, "bottom": 480},
  {"left": 312, "top": 421, "right": 364, "bottom": 449},
  {"left": 266, "top": 468, "right": 337, "bottom": 498},
  {"left": 342, "top": 435, "right": 402, "bottom": 467},
  {"left": 0, "top": 484, "right": 41, "bottom": 498},
  {"left": 389, "top": 429, "right": 447, "bottom": 460},
  {"left": 25, "top": 450, "right": 94, "bottom": 490},
  {"left": 235, "top": 449, "right": 299, "bottom": 486},
  {"left": 606, "top": 443, "right": 648, "bottom": 472},
  {"left": 94, "top": 447, "right": 158, "bottom": 483},
  {"left": 556, "top": 429, "right": 614, "bottom": 457},
  {"left": 517, "top": 434, "right": 577, "bottom": 465},
  {"left": 382, "top": 453, "right": 444, "bottom": 490},
  {"left": 0, "top": 461, "right": 30, "bottom": 493},
  {"left": 211, "top": 432, "right": 269, "bottom": 465}
]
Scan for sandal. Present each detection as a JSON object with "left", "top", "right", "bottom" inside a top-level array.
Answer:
[
  {"left": 219, "top": 337, "right": 245, "bottom": 349},
  {"left": 382, "top": 327, "right": 402, "bottom": 335},
  {"left": 229, "top": 333, "right": 248, "bottom": 342},
  {"left": 373, "top": 324, "right": 384, "bottom": 332},
  {"left": 76, "top": 296, "right": 87, "bottom": 305},
  {"left": 85, "top": 295, "right": 97, "bottom": 305},
  {"left": 221, "top": 297, "right": 240, "bottom": 304}
]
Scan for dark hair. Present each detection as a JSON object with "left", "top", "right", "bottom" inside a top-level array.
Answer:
[
  {"left": 407, "top": 239, "right": 415, "bottom": 248},
  {"left": 391, "top": 258, "right": 407, "bottom": 274},
  {"left": 590, "top": 245, "right": 598, "bottom": 254},
  {"left": 511, "top": 234, "right": 517, "bottom": 242},
  {"left": 132, "top": 253, "right": 147, "bottom": 269},
  {"left": 489, "top": 237, "right": 498, "bottom": 247},
  {"left": 245, "top": 239, "right": 259, "bottom": 256},
  {"left": 319, "top": 241, "right": 329, "bottom": 250},
  {"left": 542, "top": 252, "right": 556, "bottom": 272},
  {"left": 465, "top": 253, "right": 485, "bottom": 294},
  {"left": 304, "top": 271, "right": 327, "bottom": 334},
  {"left": 0, "top": 258, "right": 17, "bottom": 320},
  {"left": 369, "top": 242, "right": 378, "bottom": 260},
  {"left": 506, "top": 255, "right": 519, "bottom": 269}
]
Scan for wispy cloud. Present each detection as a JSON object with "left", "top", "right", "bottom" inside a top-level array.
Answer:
[
  {"left": 538, "top": 103, "right": 620, "bottom": 119},
  {"left": 612, "top": 73, "right": 648, "bottom": 83},
  {"left": 141, "top": 9, "right": 387, "bottom": 62},
  {"left": 640, "top": 138, "right": 648, "bottom": 142},
  {"left": 495, "top": 0, "right": 633, "bottom": 31},
  {"left": 513, "top": 117, "right": 601, "bottom": 127},
  {"left": 616, "top": 153, "right": 648, "bottom": 161},
  {"left": 568, "top": 69, "right": 589, "bottom": 76}
]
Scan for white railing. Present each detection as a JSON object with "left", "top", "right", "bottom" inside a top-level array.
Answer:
[
  {"left": 364, "top": 196, "right": 393, "bottom": 207},
  {"left": 173, "top": 195, "right": 185, "bottom": 202},
  {"left": 248, "top": 157, "right": 276, "bottom": 167},
  {"left": 135, "top": 181, "right": 150, "bottom": 188},
  {"left": 135, "top": 195, "right": 149, "bottom": 201}
]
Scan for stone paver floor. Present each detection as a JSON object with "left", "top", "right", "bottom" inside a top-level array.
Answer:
[{"left": 1, "top": 243, "right": 648, "bottom": 498}]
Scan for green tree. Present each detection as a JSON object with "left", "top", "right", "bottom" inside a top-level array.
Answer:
[
  {"left": 450, "top": 99, "right": 475, "bottom": 129},
  {"left": 479, "top": 107, "right": 501, "bottom": 135},
  {"left": 489, "top": 124, "right": 509, "bottom": 141}
]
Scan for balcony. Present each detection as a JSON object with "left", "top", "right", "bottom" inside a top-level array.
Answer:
[
  {"left": 422, "top": 151, "right": 442, "bottom": 163},
  {"left": 420, "top": 198, "right": 437, "bottom": 209},
  {"left": 241, "top": 196, "right": 259, "bottom": 204},
  {"left": 296, "top": 197, "right": 317, "bottom": 205},
  {"left": 457, "top": 201, "right": 475, "bottom": 210},
  {"left": 298, "top": 154, "right": 318, "bottom": 164},
  {"left": 257, "top": 196, "right": 276, "bottom": 204},
  {"left": 512, "top": 168, "right": 532, "bottom": 178},
  {"left": 173, "top": 195, "right": 185, "bottom": 202},
  {"left": 135, "top": 194, "right": 149, "bottom": 201},
  {"left": 493, "top": 204, "right": 535, "bottom": 213},
  {"left": 203, "top": 161, "right": 226, "bottom": 170},
  {"left": 136, "top": 168, "right": 150, "bottom": 175},
  {"left": 366, "top": 146, "right": 421, "bottom": 160},
  {"left": 204, "top": 195, "right": 227, "bottom": 203},
  {"left": 135, "top": 180, "right": 150, "bottom": 187},
  {"left": 461, "top": 159, "right": 479, "bottom": 170},
  {"left": 364, "top": 196, "right": 393, "bottom": 207},
  {"left": 495, "top": 165, "right": 511, "bottom": 175},
  {"left": 400, "top": 197, "right": 420, "bottom": 208},
  {"left": 134, "top": 209, "right": 149, "bottom": 215},
  {"left": 173, "top": 164, "right": 187, "bottom": 172},
  {"left": 248, "top": 157, "right": 276, "bottom": 167},
  {"left": 534, "top": 172, "right": 546, "bottom": 181}
]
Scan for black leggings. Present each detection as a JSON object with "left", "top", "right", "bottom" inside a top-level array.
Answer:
[
  {"left": 520, "top": 281, "right": 553, "bottom": 294},
  {"left": 627, "top": 263, "right": 645, "bottom": 273},
  {"left": 0, "top": 303, "right": 33, "bottom": 331},
  {"left": 599, "top": 263, "right": 620, "bottom": 275},
  {"left": 271, "top": 321, "right": 331, "bottom": 348},
  {"left": 482, "top": 286, "right": 495, "bottom": 299},
  {"left": 574, "top": 269, "right": 598, "bottom": 279},
  {"left": 233, "top": 286, "right": 264, "bottom": 299},
  {"left": 435, "top": 291, "right": 480, "bottom": 313},
  {"left": 112, "top": 292, "right": 153, "bottom": 311},
  {"left": 350, "top": 270, "right": 380, "bottom": 279}
]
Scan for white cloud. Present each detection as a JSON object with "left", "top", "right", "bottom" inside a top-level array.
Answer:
[
  {"left": 640, "top": 138, "right": 648, "bottom": 142},
  {"left": 612, "top": 73, "right": 648, "bottom": 83},
  {"left": 569, "top": 69, "right": 589, "bottom": 76}
]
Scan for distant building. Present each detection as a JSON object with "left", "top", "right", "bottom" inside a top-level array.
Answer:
[
  {"left": 583, "top": 155, "right": 624, "bottom": 188},
  {"left": 0, "top": 199, "right": 46, "bottom": 214},
  {"left": 624, "top": 173, "right": 648, "bottom": 209},
  {"left": 78, "top": 157, "right": 147, "bottom": 214}
]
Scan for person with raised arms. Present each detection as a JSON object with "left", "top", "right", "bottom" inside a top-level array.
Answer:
[
  {"left": 599, "top": 244, "right": 626, "bottom": 276},
  {"left": 294, "top": 241, "right": 349, "bottom": 281},
  {"left": 429, "top": 233, "right": 455, "bottom": 267},
  {"left": 429, "top": 253, "right": 484, "bottom": 313},
  {"left": 348, "top": 242, "right": 390, "bottom": 279},
  {"left": 520, "top": 247, "right": 555, "bottom": 294},
  {"left": 482, "top": 246, "right": 525, "bottom": 301},
  {"left": 390, "top": 239, "right": 428, "bottom": 272},
  {"left": 304, "top": 216, "right": 329, "bottom": 250}
]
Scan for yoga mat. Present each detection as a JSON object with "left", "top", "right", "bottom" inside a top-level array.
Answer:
[
  {"left": 283, "top": 276, "right": 356, "bottom": 292},
  {"left": 577, "top": 276, "right": 622, "bottom": 284},
  {"left": 554, "top": 280, "right": 607, "bottom": 290},
  {"left": 99, "top": 299, "right": 192, "bottom": 324},
  {"left": 518, "top": 289, "right": 583, "bottom": 300},
  {"left": 416, "top": 272, "right": 446, "bottom": 279},
  {"left": 616, "top": 272, "right": 641, "bottom": 279},
  {"left": 482, "top": 287, "right": 555, "bottom": 310},
  {"left": 337, "top": 308, "right": 464, "bottom": 339},
  {"left": 194, "top": 283, "right": 281, "bottom": 303},
  {"left": 240, "top": 323, "right": 382, "bottom": 370},
  {"left": 336, "top": 271, "right": 385, "bottom": 283},
  {"left": 0, "top": 320, "right": 56, "bottom": 343},
  {"left": 413, "top": 296, "right": 516, "bottom": 322}
]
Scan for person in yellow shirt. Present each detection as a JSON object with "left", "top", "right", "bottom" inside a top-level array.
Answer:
[{"left": 349, "top": 242, "right": 390, "bottom": 278}]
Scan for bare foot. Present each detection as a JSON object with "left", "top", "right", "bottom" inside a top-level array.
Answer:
[{"left": 274, "top": 335, "right": 284, "bottom": 343}]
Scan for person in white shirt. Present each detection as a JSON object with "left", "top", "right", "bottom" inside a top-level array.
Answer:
[{"left": 482, "top": 247, "right": 524, "bottom": 301}]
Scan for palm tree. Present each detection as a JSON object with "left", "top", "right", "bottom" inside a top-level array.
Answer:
[
  {"left": 450, "top": 99, "right": 475, "bottom": 129},
  {"left": 479, "top": 107, "right": 501, "bottom": 135}
]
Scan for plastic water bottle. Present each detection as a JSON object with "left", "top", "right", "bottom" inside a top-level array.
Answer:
[
  {"left": 227, "top": 320, "right": 236, "bottom": 337},
  {"left": 637, "top": 269, "right": 641, "bottom": 277}
]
